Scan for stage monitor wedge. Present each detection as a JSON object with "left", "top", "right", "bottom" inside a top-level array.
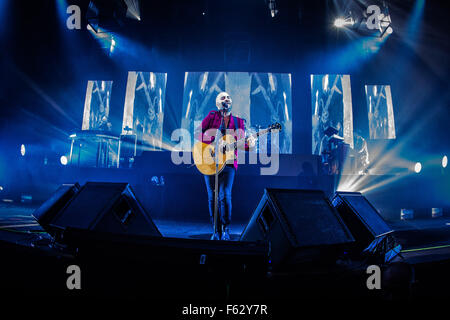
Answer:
[
  {"left": 34, "top": 182, "right": 162, "bottom": 240},
  {"left": 32, "top": 183, "right": 81, "bottom": 237},
  {"left": 240, "top": 189, "right": 355, "bottom": 268},
  {"left": 331, "top": 192, "right": 392, "bottom": 244},
  {"left": 331, "top": 191, "right": 400, "bottom": 262}
]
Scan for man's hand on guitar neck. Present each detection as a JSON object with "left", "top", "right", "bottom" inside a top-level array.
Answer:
[{"left": 246, "top": 135, "right": 257, "bottom": 149}]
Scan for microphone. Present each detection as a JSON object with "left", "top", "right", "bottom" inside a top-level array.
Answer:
[{"left": 221, "top": 101, "right": 230, "bottom": 111}]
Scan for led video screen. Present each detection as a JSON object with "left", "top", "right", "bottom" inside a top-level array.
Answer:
[
  {"left": 311, "top": 74, "right": 354, "bottom": 155},
  {"left": 82, "top": 80, "right": 113, "bottom": 131},
  {"left": 181, "top": 72, "right": 292, "bottom": 153},
  {"left": 365, "top": 85, "right": 396, "bottom": 139},
  {"left": 122, "top": 71, "right": 167, "bottom": 149}
]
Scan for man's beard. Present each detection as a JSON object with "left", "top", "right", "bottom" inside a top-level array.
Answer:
[
  {"left": 220, "top": 102, "right": 231, "bottom": 115},
  {"left": 220, "top": 108, "right": 231, "bottom": 116}
]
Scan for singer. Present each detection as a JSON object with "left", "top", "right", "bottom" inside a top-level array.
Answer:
[{"left": 197, "top": 92, "right": 256, "bottom": 240}]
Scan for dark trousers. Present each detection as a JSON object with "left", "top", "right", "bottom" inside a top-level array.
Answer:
[{"left": 204, "top": 164, "right": 235, "bottom": 229}]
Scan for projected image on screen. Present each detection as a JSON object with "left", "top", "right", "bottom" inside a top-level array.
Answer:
[
  {"left": 311, "top": 74, "right": 354, "bottom": 155},
  {"left": 365, "top": 85, "right": 396, "bottom": 139},
  {"left": 181, "top": 72, "right": 292, "bottom": 153},
  {"left": 82, "top": 80, "right": 113, "bottom": 131},
  {"left": 122, "top": 72, "right": 167, "bottom": 150}
]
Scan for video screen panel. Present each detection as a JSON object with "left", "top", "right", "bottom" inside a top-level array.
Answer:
[
  {"left": 311, "top": 74, "right": 354, "bottom": 155},
  {"left": 365, "top": 85, "right": 396, "bottom": 139},
  {"left": 122, "top": 71, "right": 167, "bottom": 150},
  {"left": 181, "top": 72, "right": 292, "bottom": 153},
  {"left": 82, "top": 80, "right": 113, "bottom": 131}
]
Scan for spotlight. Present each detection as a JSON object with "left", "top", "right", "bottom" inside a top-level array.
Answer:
[
  {"left": 442, "top": 155, "right": 448, "bottom": 168},
  {"left": 60, "top": 155, "right": 68, "bottom": 166},
  {"left": 334, "top": 17, "right": 354, "bottom": 28},
  {"left": 400, "top": 209, "right": 414, "bottom": 220},
  {"left": 414, "top": 162, "right": 422, "bottom": 173},
  {"left": 20, "top": 144, "right": 26, "bottom": 156},
  {"left": 432, "top": 208, "right": 443, "bottom": 218},
  {"left": 124, "top": 0, "right": 141, "bottom": 21},
  {"left": 110, "top": 38, "right": 116, "bottom": 53},
  {"left": 268, "top": 0, "right": 278, "bottom": 18},
  {"left": 0, "top": 186, "right": 3, "bottom": 191},
  {"left": 332, "top": 1, "right": 392, "bottom": 37},
  {"left": 334, "top": 18, "right": 346, "bottom": 28}
]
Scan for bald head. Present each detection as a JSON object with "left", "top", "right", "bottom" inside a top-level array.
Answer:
[{"left": 215, "top": 92, "right": 232, "bottom": 112}]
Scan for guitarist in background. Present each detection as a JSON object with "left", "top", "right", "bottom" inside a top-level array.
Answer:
[{"left": 198, "top": 92, "right": 256, "bottom": 240}]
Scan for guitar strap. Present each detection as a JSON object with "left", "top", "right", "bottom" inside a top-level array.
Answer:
[
  {"left": 233, "top": 114, "right": 238, "bottom": 132},
  {"left": 209, "top": 112, "right": 216, "bottom": 131},
  {"left": 232, "top": 115, "right": 241, "bottom": 149}
]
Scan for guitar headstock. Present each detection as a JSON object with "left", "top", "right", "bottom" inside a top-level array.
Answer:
[{"left": 268, "top": 122, "right": 282, "bottom": 131}]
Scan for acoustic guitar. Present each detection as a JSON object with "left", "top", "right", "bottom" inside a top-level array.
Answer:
[{"left": 193, "top": 122, "right": 282, "bottom": 175}]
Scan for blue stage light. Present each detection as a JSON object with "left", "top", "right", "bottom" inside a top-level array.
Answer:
[
  {"left": 414, "top": 162, "right": 422, "bottom": 173},
  {"left": 405, "top": 0, "right": 425, "bottom": 44},
  {"left": 442, "top": 155, "right": 448, "bottom": 168},
  {"left": 87, "top": 24, "right": 116, "bottom": 56},
  {"left": 20, "top": 144, "right": 26, "bottom": 156},
  {"left": 60, "top": 155, "right": 68, "bottom": 166},
  {"left": 56, "top": 0, "right": 69, "bottom": 19}
]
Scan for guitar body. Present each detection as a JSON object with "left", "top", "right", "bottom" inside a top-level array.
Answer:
[{"left": 193, "top": 134, "right": 236, "bottom": 175}]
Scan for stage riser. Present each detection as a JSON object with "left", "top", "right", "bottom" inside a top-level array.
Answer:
[{"left": 2, "top": 162, "right": 448, "bottom": 222}]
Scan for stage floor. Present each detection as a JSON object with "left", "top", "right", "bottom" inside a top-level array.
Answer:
[
  {"left": 0, "top": 201, "right": 449, "bottom": 248},
  {"left": 0, "top": 202, "right": 246, "bottom": 241}
]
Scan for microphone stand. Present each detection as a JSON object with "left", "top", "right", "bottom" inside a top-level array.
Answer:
[{"left": 212, "top": 113, "right": 224, "bottom": 240}]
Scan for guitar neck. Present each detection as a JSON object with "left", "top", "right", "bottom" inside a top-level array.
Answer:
[{"left": 231, "top": 127, "right": 272, "bottom": 148}]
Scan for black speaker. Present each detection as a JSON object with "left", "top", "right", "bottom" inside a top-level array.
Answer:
[
  {"left": 63, "top": 227, "right": 268, "bottom": 277},
  {"left": 33, "top": 182, "right": 161, "bottom": 240},
  {"left": 32, "top": 183, "right": 81, "bottom": 237},
  {"left": 118, "top": 134, "right": 137, "bottom": 168},
  {"left": 240, "top": 188, "right": 355, "bottom": 268},
  {"left": 331, "top": 191, "right": 400, "bottom": 262}
]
